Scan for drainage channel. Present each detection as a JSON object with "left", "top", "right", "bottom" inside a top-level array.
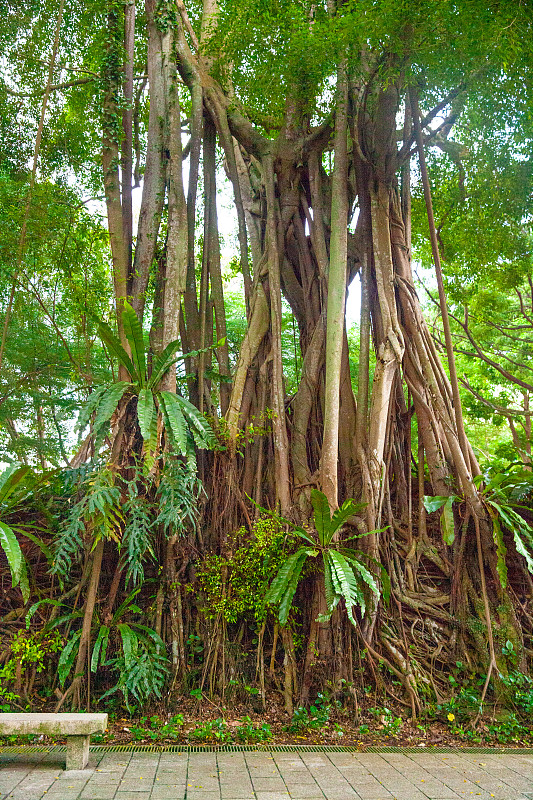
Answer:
[{"left": 1, "top": 743, "right": 533, "bottom": 755}]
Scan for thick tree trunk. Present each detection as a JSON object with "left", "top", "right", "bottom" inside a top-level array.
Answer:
[{"left": 321, "top": 65, "right": 349, "bottom": 510}]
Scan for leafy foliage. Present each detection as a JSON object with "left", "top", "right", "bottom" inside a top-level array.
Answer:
[
  {"left": 155, "top": 457, "right": 202, "bottom": 535},
  {"left": 0, "top": 465, "right": 34, "bottom": 602},
  {"left": 265, "top": 490, "right": 386, "bottom": 626},
  {"left": 194, "top": 516, "right": 289, "bottom": 623},
  {"left": 100, "top": 622, "right": 169, "bottom": 713},
  {"left": 52, "top": 467, "right": 122, "bottom": 577},
  {"left": 479, "top": 466, "right": 533, "bottom": 588},
  {"left": 77, "top": 301, "right": 217, "bottom": 469},
  {"left": 423, "top": 495, "right": 460, "bottom": 546}
]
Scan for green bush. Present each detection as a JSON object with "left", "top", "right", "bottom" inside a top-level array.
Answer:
[
  {"left": 194, "top": 516, "right": 291, "bottom": 624},
  {"left": 235, "top": 716, "right": 273, "bottom": 743},
  {"left": 188, "top": 718, "right": 231, "bottom": 743}
]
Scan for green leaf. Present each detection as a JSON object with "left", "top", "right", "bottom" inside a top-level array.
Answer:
[
  {"left": 58, "top": 630, "right": 82, "bottom": 687},
  {"left": 514, "top": 534, "right": 533, "bottom": 576},
  {"left": 292, "top": 526, "right": 317, "bottom": 546},
  {"left": 131, "top": 624, "right": 166, "bottom": 650},
  {"left": 0, "top": 521, "right": 23, "bottom": 587},
  {"left": 137, "top": 388, "right": 156, "bottom": 445},
  {"left": 441, "top": 496, "right": 455, "bottom": 546},
  {"left": 147, "top": 340, "right": 182, "bottom": 389},
  {"left": 330, "top": 499, "right": 366, "bottom": 537},
  {"left": 112, "top": 586, "right": 142, "bottom": 624},
  {"left": 265, "top": 548, "right": 309, "bottom": 607},
  {"left": 75, "top": 385, "right": 108, "bottom": 436},
  {"left": 328, "top": 551, "right": 342, "bottom": 595},
  {"left": 311, "top": 489, "right": 331, "bottom": 546},
  {"left": 20, "top": 530, "right": 52, "bottom": 563},
  {"left": 159, "top": 392, "right": 188, "bottom": 454},
  {"left": 45, "top": 610, "right": 84, "bottom": 631},
  {"left": 117, "top": 622, "right": 138, "bottom": 668},
  {"left": 95, "top": 316, "right": 137, "bottom": 381},
  {"left": 323, "top": 552, "right": 341, "bottom": 616},
  {"left": 323, "top": 554, "right": 336, "bottom": 609},
  {"left": 423, "top": 495, "right": 449, "bottom": 513},
  {"left": 25, "top": 598, "right": 62, "bottom": 629},
  {"left": 278, "top": 550, "right": 308, "bottom": 624},
  {"left": 122, "top": 302, "right": 146, "bottom": 386},
  {"left": 175, "top": 394, "right": 217, "bottom": 449},
  {"left": 93, "top": 382, "right": 131, "bottom": 434},
  {"left": 329, "top": 550, "right": 362, "bottom": 624},
  {"left": 343, "top": 525, "right": 389, "bottom": 542},
  {"left": 91, "top": 625, "right": 110, "bottom": 673},
  {"left": 340, "top": 550, "right": 380, "bottom": 597},
  {"left": 0, "top": 465, "right": 30, "bottom": 504},
  {"left": 347, "top": 549, "right": 389, "bottom": 602}
]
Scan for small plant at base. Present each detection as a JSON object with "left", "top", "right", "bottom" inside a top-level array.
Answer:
[
  {"left": 369, "top": 706, "right": 403, "bottom": 737},
  {"left": 487, "top": 714, "right": 532, "bottom": 743},
  {"left": 235, "top": 716, "right": 273, "bottom": 743},
  {"left": 500, "top": 670, "right": 533, "bottom": 715},
  {"left": 130, "top": 714, "right": 184, "bottom": 741},
  {"left": 287, "top": 693, "right": 332, "bottom": 733},
  {"left": 188, "top": 718, "right": 231, "bottom": 743}
]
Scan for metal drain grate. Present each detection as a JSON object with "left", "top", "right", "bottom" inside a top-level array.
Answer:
[{"left": 2, "top": 743, "right": 533, "bottom": 755}]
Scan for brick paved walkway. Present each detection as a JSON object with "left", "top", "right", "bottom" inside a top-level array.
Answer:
[{"left": 1, "top": 748, "right": 532, "bottom": 800}]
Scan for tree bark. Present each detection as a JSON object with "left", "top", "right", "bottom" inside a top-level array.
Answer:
[{"left": 321, "top": 64, "right": 349, "bottom": 510}]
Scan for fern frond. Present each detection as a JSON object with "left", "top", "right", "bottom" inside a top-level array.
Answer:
[
  {"left": 93, "top": 382, "right": 131, "bottom": 433},
  {"left": 329, "top": 550, "right": 363, "bottom": 624},
  {"left": 75, "top": 385, "right": 107, "bottom": 437},
  {"left": 155, "top": 459, "right": 201, "bottom": 535},
  {"left": 94, "top": 317, "right": 136, "bottom": 380},
  {"left": 122, "top": 495, "right": 154, "bottom": 585},
  {"left": 148, "top": 340, "right": 182, "bottom": 389},
  {"left": 339, "top": 550, "right": 380, "bottom": 596},
  {"left": 311, "top": 489, "right": 331, "bottom": 546},
  {"left": 159, "top": 391, "right": 188, "bottom": 454},
  {"left": 0, "top": 465, "right": 30, "bottom": 504},
  {"left": 278, "top": 550, "right": 308, "bottom": 625},
  {"left": 264, "top": 548, "right": 308, "bottom": 606},
  {"left": 122, "top": 302, "right": 146, "bottom": 385},
  {"left": 175, "top": 394, "right": 217, "bottom": 449},
  {"left": 330, "top": 498, "right": 366, "bottom": 537},
  {"left": 137, "top": 388, "right": 156, "bottom": 446}
]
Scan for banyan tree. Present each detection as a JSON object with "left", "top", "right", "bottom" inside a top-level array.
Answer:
[{"left": 3, "top": 0, "right": 533, "bottom": 713}]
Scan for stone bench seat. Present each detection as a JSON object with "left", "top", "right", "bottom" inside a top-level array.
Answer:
[{"left": 0, "top": 712, "right": 108, "bottom": 770}]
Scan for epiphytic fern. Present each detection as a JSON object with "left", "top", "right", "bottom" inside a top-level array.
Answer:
[
  {"left": 77, "top": 302, "right": 217, "bottom": 469},
  {"left": 265, "top": 489, "right": 388, "bottom": 626}
]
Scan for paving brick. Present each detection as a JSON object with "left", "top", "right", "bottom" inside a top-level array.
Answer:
[{"left": 0, "top": 748, "right": 532, "bottom": 800}]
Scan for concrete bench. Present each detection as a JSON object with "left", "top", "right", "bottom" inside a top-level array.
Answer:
[{"left": 0, "top": 713, "right": 108, "bottom": 769}]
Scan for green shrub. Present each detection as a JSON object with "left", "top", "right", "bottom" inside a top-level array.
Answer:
[
  {"left": 235, "top": 716, "right": 273, "bottom": 743},
  {"left": 188, "top": 718, "right": 231, "bottom": 743}
]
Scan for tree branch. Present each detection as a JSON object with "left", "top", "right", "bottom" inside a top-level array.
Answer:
[
  {"left": 3, "top": 77, "right": 95, "bottom": 97},
  {"left": 459, "top": 375, "right": 529, "bottom": 418}
]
